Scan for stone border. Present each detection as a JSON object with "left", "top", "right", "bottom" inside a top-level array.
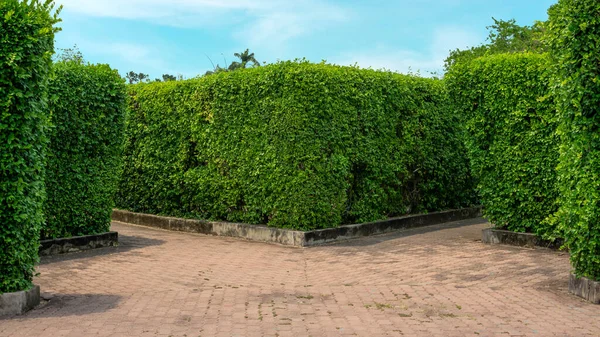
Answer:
[
  {"left": 112, "top": 210, "right": 305, "bottom": 246},
  {"left": 0, "top": 285, "right": 40, "bottom": 317},
  {"left": 39, "top": 232, "right": 118, "bottom": 256},
  {"left": 112, "top": 207, "right": 482, "bottom": 247},
  {"left": 303, "top": 207, "right": 482, "bottom": 246},
  {"left": 481, "top": 228, "right": 563, "bottom": 249},
  {"left": 569, "top": 273, "right": 600, "bottom": 304}
]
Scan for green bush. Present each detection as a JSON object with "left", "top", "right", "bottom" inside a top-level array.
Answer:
[
  {"left": 0, "top": 0, "right": 60, "bottom": 293},
  {"left": 547, "top": 0, "right": 600, "bottom": 280},
  {"left": 43, "top": 60, "right": 127, "bottom": 239},
  {"left": 116, "top": 61, "right": 477, "bottom": 230},
  {"left": 446, "top": 53, "right": 559, "bottom": 236}
]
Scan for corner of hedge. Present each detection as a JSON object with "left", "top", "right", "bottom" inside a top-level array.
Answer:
[
  {"left": 445, "top": 52, "right": 560, "bottom": 238},
  {"left": 43, "top": 60, "right": 127, "bottom": 239},
  {"left": 547, "top": 0, "right": 600, "bottom": 281},
  {"left": 116, "top": 61, "right": 478, "bottom": 230}
]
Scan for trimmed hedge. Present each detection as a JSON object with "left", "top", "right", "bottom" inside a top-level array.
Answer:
[
  {"left": 116, "top": 61, "right": 477, "bottom": 230},
  {"left": 0, "top": 0, "right": 60, "bottom": 293},
  {"left": 43, "top": 60, "right": 127, "bottom": 239},
  {"left": 446, "top": 53, "right": 559, "bottom": 236},
  {"left": 547, "top": 0, "right": 600, "bottom": 280}
]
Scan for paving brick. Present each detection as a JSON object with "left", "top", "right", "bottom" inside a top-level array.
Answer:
[{"left": 1, "top": 218, "right": 599, "bottom": 336}]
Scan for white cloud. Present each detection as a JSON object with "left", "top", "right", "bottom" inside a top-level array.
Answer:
[
  {"left": 334, "top": 26, "right": 483, "bottom": 76},
  {"left": 56, "top": 0, "right": 350, "bottom": 50},
  {"left": 94, "top": 43, "right": 159, "bottom": 66},
  {"left": 66, "top": 38, "right": 174, "bottom": 76},
  {"left": 235, "top": 3, "right": 348, "bottom": 53}
]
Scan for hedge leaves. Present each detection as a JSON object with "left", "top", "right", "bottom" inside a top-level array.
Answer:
[
  {"left": 44, "top": 60, "right": 127, "bottom": 239},
  {"left": 117, "top": 61, "right": 477, "bottom": 230},
  {"left": 0, "top": 0, "right": 60, "bottom": 293},
  {"left": 446, "top": 53, "right": 559, "bottom": 237},
  {"left": 547, "top": 0, "right": 600, "bottom": 280}
]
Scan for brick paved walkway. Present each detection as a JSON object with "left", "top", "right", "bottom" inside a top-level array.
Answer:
[{"left": 2, "top": 218, "right": 599, "bottom": 337}]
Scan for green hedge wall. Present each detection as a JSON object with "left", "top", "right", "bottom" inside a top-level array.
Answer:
[
  {"left": 116, "top": 61, "right": 477, "bottom": 230},
  {"left": 446, "top": 53, "right": 559, "bottom": 236},
  {"left": 0, "top": 0, "right": 60, "bottom": 293},
  {"left": 43, "top": 60, "right": 127, "bottom": 239},
  {"left": 547, "top": 0, "right": 600, "bottom": 280}
]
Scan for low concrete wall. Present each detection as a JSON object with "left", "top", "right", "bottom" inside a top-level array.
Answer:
[
  {"left": 569, "top": 273, "right": 600, "bottom": 304},
  {"left": 112, "top": 207, "right": 482, "bottom": 247},
  {"left": 111, "top": 210, "right": 305, "bottom": 246},
  {"left": 481, "top": 228, "right": 563, "bottom": 249},
  {"left": 0, "top": 285, "right": 40, "bottom": 316},
  {"left": 304, "top": 207, "right": 482, "bottom": 246},
  {"left": 39, "top": 232, "right": 118, "bottom": 256}
]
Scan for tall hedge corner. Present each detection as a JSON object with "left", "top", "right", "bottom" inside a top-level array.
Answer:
[
  {"left": 547, "top": 0, "right": 600, "bottom": 281},
  {"left": 0, "top": 0, "right": 61, "bottom": 293},
  {"left": 445, "top": 53, "right": 559, "bottom": 237},
  {"left": 44, "top": 60, "right": 127, "bottom": 239},
  {"left": 116, "top": 62, "right": 477, "bottom": 230}
]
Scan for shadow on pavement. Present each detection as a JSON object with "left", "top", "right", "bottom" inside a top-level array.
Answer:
[
  {"left": 39, "top": 234, "right": 165, "bottom": 265},
  {"left": 0, "top": 293, "right": 121, "bottom": 320}
]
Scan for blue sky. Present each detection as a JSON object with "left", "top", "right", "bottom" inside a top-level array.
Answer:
[{"left": 54, "top": 0, "right": 557, "bottom": 79}]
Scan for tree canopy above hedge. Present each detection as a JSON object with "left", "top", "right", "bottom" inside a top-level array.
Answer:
[{"left": 445, "top": 18, "right": 546, "bottom": 70}]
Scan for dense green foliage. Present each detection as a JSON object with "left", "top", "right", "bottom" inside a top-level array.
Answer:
[
  {"left": 0, "top": 0, "right": 60, "bottom": 293},
  {"left": 117, "top": 61, "right": 477, "bottom": 230},
  {"left": 547, "top": 0, "right": 600, "bottom": 280},
  {"left": 445, "top": 18, "right": 546, "bottom": 70},
  {"left": 43, "top": 61, "right": 127, "bottom": 239},
  {"left": 446, "top": 53, "right": 559, "bottom": 236}
]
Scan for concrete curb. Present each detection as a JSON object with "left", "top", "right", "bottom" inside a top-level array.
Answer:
[
  {"left": 481, "top": 228, "right": 563, "bottom": 250},
  {"left": 111, "top": 210, "right": 304, "bottom": 246},
  {"left": 39, "top": 232, "right": 119, "bottom": 256},
  {"left": 569, "top": 273, "right": 600, "bottom": 304},
  {"left": 112, "top": 207, "right": 482, "bottom": 247},
  {"left": 304, "top": 207, "right": 482, "bottom": 246},
  {"left": 0, "top": 285, "right": 40, "bottom": 317}
]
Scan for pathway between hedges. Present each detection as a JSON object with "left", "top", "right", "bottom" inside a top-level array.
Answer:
[{"left": 2, "top": 218, "right": 599, "bottom": 337}]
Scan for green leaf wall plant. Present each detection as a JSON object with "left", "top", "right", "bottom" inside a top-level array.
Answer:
[
  {"left": 116, "top": 61, "right": 477, "bottom": 230},
  {"left": 0, "top": 0, "right": 61, "bottom": 293},
  {"left": 547, "top": 0, "right": 600, "bottom": 281},
  {"left": 43, "top": 60, "right": 127, "bottom": 239},
  {"left": 446, "top": 53, "right": 559, "bottom": 237}
]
